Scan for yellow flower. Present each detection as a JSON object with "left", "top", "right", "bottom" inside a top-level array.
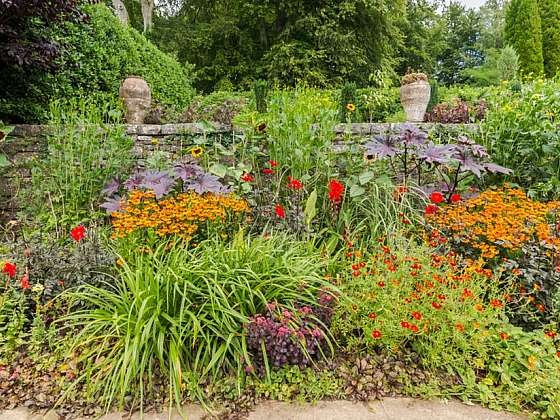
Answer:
[
  {"left": 346, "top": 103, "right": 356, "bottom": 112},
  {"left": 191, "top": 146, "right": 204, "bottom": 159}
]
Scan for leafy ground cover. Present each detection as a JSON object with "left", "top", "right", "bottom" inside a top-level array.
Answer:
[{"left": 2, "top": 81, "right": 560, "bottom": 419}]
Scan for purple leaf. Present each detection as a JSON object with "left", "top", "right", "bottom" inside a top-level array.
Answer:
[
  {"left": 124, "top": 172, "right": 145, "bottom": 191},
  {"left": 400, "top": 124, "right": 428, "bottom": 146},
  {"left": 102, "top": 177, "right": 121, "bottom": 196},
  {"left": 364, "top": 135, "right": 399, "bottom": 159},
  {"left": 483, "top": 162, "right": 513, "bottom": 175},
  {"left": 458, "top": 155, "right": 485, "bottom": 178},
  {"left": 140, "top": 171, "right": 176, "bottom": 198},
  {"left": 100, "top": 196, "right": 123, "bottom": 214},
  {"left": 185, "top": 173, "right": 226, "bottom": 194},
  {"left": 173, "top": 162, "right": 203, "bottom": 182},
  {"left": 418, "top": 142, "right": 456, "bottom": 164}
]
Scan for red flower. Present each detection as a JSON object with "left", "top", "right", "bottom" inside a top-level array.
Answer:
[
  {"left": 275, "top": 204, "right": 286, "bottom": 219},
  {"left": 490, "top": 299, "right": 504, "bottom": 309},
  {"left": 241, "top": 173, "right": 254, "bottom": 182},
  {"left": 20, "top": 272, "right": 30, "bottom": 290},
  {"left": 437, "top": 294, "right": 446, "bottom": 300},
  {"left": 70, "top": 225, "right": 86, "bottom": 242},
  {"left": 450, "top": 193, "right": 462, "bottom": 203},
  {"left": 400, "top": 321, "right": 410, "bottom": 329},
  {"left": 557, "top": 351, "right": 560, "bottom": 358},
  {"left": 328, "top": 179, "right": 345, "bottom": 203},
  {"left": 425, "top": 204, "right": 439, "bottom": 215},
  {"left": 499, "top": 332, "right": 509, "bottom": 340},
  {"left": 287, "top": 176, "right": 303, "bottom": 190},
  {"left": 546, "top": 331, "right": 557, "bottom": 338},
  {"left": 371, "top": 330, "right": 382, "bottom": 339},
  {"left": 411, "top": 311, "right": 422, "bottom": 320},
  {"left": 368, "top": 313, "right": 377, "bottom": 319},
  {"left": 2, "top": 262, "right": 16, "bottom": 278},
  {"left": 268, "top": 160, "right": 278, "bottom": 167},
  {"left": 377, "top": 281, "right": 385, "bottom": 287},
  {"left": 431, "top": 301, "right": 442, "bottom": 309},
  {"left": 352, "top": 271, "right": 361, "bottom": 277},
  {"left": 430, "top": 192, "right": 445, "bottom": 204},
  {"left": 262, "top": 168, "right": 274, "bottom": 175},
  {"left": 410, "top": 325, "right": 419, "bottom": 333}
]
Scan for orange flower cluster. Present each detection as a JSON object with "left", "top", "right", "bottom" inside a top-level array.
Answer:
[
  {"left": 427, "top": 187, "right": 560, "bottom": 260},
  {"left": 111, "top": 190, "right": 250, "bottom": 240}
]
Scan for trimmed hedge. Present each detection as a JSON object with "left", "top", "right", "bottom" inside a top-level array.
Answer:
[{"left": 0, "top": 4, "right": 194, "bottom": 123}]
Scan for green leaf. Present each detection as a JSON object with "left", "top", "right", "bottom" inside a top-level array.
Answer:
[
  {"left": 209, "top": 163, "right": 227, "bottom": 178},
  {"left": 0, "top": 154, "right": 9, "bottom": 168},
  {"left": 349, "top": 185, "right": 365, "bottom": 197},
  {"left": 358, "top": 171, "right": 375, "bottom": 185},
  {"left": 304, "top": 190, "right": 317, "bottom": 227}
]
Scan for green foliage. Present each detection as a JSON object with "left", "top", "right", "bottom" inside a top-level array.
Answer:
[
  {"left": 252, "top": 366, "right": 343, "bottom": 402},
  {"left": 427, "top": 80, "right": 439, "bottom": 112},
  {"left": 504, "top": 0, "right": 544, "bottom": 76},
  {"left": 497, "top": 46, "right": 519, "bottom": 81},
  {"left": 150, "top": 1, "right": 406, "bottom": 91},
  {"left": 357, "top": 87, "right": 401, "bottom": 123},
  {"left": 0, "top": 289, "right": 27, "bottom": 359},
  {"left": 62, "top": 234, "right": 333, "bottom": 409},
  {"left": 28, "top": 98, "right": 134, "bottom": 231},
  {"left": 267, "top": 88, "right": 337, "bottom": 177},
  {"left": 478, "top": 79, "right": 560, "bottom": 198},
  {"left": 539, "top": 0, "right": 560, "bottom": 78},
  {"left": 338, "top": 82, "right": 360, "bottom": 122},
  {"left": 252, "top": 80, "right": 269, "bottom": 114},
  {"left": 435, "top": 3, "right": 484, "bottom": 85},
  {"left": 0, "top": 4, "right": 194, "bottom": 123}
]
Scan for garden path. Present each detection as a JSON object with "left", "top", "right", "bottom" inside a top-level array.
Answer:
[{"left": 0, "top": 398, "right": 526, "bottom": 420}]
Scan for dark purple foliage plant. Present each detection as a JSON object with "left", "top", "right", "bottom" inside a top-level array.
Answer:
[{"left": 364, "top": 125, "right": 512, "bottom": 202}]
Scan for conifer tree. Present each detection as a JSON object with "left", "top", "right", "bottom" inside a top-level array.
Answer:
[
  {"left": 539, "top": 0, "right": 560, "bottom": 77},
  {"left": 505, "top": 0, "right": 544, "bottom": 75}
]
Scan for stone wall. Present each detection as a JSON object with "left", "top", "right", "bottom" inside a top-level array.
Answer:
[
  {"left": 0, "top": 123, "right": 237, "bottom": 220},
  {"left": 0, "top": 122, "right": 480, "bottom": 220}
]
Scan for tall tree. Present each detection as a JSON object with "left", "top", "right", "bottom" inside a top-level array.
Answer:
[
  {"left": 505, "top": 0, "right": 544, "bottom": 76},
  {"left": 150, "top": 0, "right": 407, "bottom": 91},
  {"left": 539, "top": 0, "right": 560, "bottom": 77},
  {"left": 434, "top": 2, "right": 484, "bottom": 85},
  {"left": 397, "top": 0, "right": 443, "bottom": 76}
]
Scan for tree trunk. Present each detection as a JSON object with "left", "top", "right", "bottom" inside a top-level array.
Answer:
[
  {"left": 112, "top": 0, "right": 129, "bottom": 25},
  {"left": 141, "top": 0, "right": 155, "bottom": 32}
]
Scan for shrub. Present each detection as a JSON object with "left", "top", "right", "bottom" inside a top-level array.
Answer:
[
  {"left": 252, "top": 80, "right": 269, "bottom": 114},
  {"left": 0, "top": 4, "right": 194, "bottom": 123},
  {"left": 180, "top": 92, "right": 248, "bottom": 126},
  {"left": 62, "top": 234, "right": 335, "bottom": 409},
  {"left": 424, "top": 100, "right": 487, "bottom": 123},
  {"left": 497, "top": 46, "right": 519, "bottom": 81},
  {"left": 479, "top": 79, "right": 560, "bottom": 198}
]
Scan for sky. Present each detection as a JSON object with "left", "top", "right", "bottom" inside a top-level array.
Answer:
[{"left": 459, "top": 0, "right": 487, "bottom": 8}]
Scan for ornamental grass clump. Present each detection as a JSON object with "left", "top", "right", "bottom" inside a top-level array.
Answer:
[{"left": 61, "top": 234, "right": 335, "bottom": 412}]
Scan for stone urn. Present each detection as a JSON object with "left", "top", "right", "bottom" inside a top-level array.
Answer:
[
  {"left": 119, "top": 76, "right": 151, "bottom": 124},
  {"left": 400, "top": 79, "right": 431, "bottom": 122}
]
